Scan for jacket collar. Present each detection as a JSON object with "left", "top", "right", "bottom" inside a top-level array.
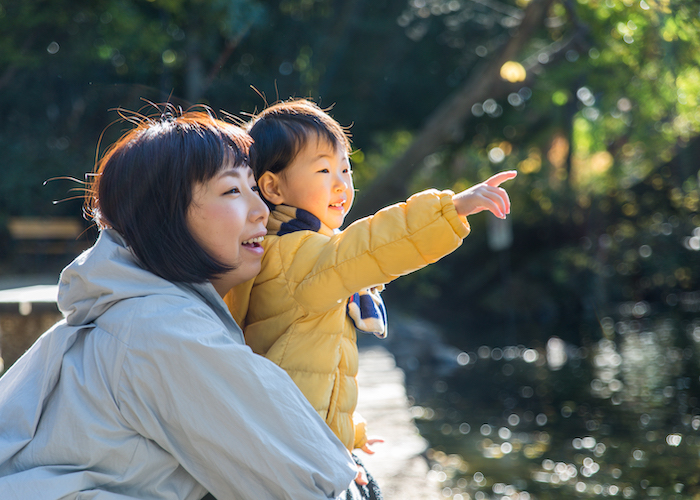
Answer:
[{"left": 267, "top": 205, "right": 335, "bottom": 237}]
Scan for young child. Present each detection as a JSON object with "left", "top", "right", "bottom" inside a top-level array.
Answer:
[{"left": 225, "top": 99, "right": 515, "bottom": 483}]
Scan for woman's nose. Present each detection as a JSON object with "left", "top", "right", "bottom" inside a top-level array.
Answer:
[{"left": 250, "top": 191, "right": 270, "bottom": 223}]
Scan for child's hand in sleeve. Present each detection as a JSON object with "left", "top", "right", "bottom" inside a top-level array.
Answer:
[
  {"left": 359, "top": 437, "right": 384, "bottom": 455},
  {"left": 452, "top": 170, "right": 517, "bottom": 219},
  {"left": 355, "top": 464, "right": 369, "bottom": 485}
]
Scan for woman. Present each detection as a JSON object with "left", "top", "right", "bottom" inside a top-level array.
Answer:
[{"left": 0, "top": 108, "right": 357, "bottom": 499}]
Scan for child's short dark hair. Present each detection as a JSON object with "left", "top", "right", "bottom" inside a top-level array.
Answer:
[
  {"left": 246, "top": 99, "right": 351, "bottom": 180},
  {"left": 86, "top": 107, "right": 252, "bottom": 284}
]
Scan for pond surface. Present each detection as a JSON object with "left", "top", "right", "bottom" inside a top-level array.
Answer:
[{"left": 395, "top": 306, "right": 700, "bottom": 500}]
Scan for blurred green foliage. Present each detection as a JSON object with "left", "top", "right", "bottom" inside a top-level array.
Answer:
[{"left": 0, "top": 0, "right": 699, "bottom": 345}]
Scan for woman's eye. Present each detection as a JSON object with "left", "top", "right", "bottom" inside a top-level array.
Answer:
[
  {"left": 225, "top": 187, "right": 240, "bottom": 195},
  {"left": 318, "top": 168, "right": 329, "bottom": 173},
  {"left": 344, "top": 168, "right": 353, "bottom": 174}
]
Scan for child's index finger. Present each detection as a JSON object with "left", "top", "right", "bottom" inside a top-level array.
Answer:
[{"left": 484, "top": 170, "right": 518, "bottom": 187}]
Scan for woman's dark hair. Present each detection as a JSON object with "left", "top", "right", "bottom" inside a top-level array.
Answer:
[
  {"left": 86, "top": 106, "right": 252, "bottom": 284},
  {"left": 247, "top": 99, "right": 351, "bottom": 182}
]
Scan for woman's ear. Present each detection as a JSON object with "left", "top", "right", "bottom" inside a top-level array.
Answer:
[{"left": 258, "top": 172, "right": 284, "bottom": 205}]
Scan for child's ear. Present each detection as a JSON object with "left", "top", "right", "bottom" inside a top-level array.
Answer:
[{"left": 258, "top": 172, "right": 285, "bottom": 205}]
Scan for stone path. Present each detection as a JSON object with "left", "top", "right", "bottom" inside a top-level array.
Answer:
[{"left": 355, "top": 345, "right": 442, "bottom": 500}]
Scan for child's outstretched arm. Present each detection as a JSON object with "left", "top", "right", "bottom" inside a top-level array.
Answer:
[{"left": 452, "top": 170, "right": 517, "bottom": 219}]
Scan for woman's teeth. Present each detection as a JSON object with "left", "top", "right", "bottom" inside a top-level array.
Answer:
[{"left": 242, "top": 236, "right": 265, "bottom": 245}]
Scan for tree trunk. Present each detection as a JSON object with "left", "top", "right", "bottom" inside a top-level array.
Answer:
[
  {"left": 186, "top": 35, "right": 205, "bottom": 105},
  {"left": 350, "top": 0, "right": 557, "bottom": 219}
]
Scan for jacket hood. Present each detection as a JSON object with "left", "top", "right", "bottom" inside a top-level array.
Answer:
[{"left": 58, "top": 229, "right": 222, "bottom": 327}]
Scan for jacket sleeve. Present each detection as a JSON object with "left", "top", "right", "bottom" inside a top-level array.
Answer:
[
  {"left": 283, "top": 189, "right": 470, "bottom": 313},
  {"left": 116, "top": 297, "right": 356, "bottom": 500},
  {"left": 353, "top": 412, "right": 368, "bottom": 450}
]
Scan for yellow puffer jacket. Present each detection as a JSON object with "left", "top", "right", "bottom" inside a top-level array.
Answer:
[{"left": 225, "top": 189, "right": 470, "bottom": 450}]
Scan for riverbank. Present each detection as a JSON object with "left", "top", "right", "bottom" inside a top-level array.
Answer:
[{"left": 356, "top": 343, "right": 442, "bottom": 499}]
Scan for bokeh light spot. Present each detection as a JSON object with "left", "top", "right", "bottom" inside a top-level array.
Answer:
[{"left": 500, "top": 61, "right": 527, "bottom": 83}]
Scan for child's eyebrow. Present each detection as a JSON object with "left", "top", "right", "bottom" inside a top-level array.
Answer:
[
  {"left": 311, "top": 153, "right": 332, "bottom": 160},
  {"left": 313, "top": 152, "right": 348, "bottom": 162}
]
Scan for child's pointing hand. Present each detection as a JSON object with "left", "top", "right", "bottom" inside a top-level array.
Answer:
[{"left": 452, "top": 170, "right": 517, "bottom": 219}]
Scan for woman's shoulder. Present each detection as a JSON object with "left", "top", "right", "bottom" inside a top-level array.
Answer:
[{"left": 97, "top": 290, "right": 231, "bottom": 348}]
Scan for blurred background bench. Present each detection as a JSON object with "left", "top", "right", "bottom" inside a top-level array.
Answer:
[
  {"left": 9, "top": 216, "right": 87, "bottom": 257},
  {"left": 6, "top": 216, "right": 93, "bottom": 274}
]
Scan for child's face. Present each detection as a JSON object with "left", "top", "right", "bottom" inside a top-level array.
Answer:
[{"left": 274, "top": 139, "right": 354, "bottom": 230}]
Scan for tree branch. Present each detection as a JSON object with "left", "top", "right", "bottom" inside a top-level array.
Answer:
[
  {"left": 202, "top": 26, "right": 251, "bottom": 95},
  {"left": 350, "top": 0, "right": 557, "bottom": 219}
]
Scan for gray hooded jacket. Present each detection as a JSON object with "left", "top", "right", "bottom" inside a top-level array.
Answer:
[{"left": 0, "top": 229, "right": 356, "bottom": 499}]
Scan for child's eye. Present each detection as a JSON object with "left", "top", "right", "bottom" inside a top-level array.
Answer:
[
  {"left": 318, "top": 168, "right": 330, "bottom": 173},
  {"left": 344, "top": 168, "right": 353, "bottom": 174}
]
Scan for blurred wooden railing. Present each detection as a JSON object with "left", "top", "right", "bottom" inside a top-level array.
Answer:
[{"left": 0, "top": 285, "right": 62, "bottom": 375}]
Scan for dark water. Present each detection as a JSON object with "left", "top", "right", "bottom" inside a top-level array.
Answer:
[{"left": 395, "top": 306, "right": 700, "bottom": 500}]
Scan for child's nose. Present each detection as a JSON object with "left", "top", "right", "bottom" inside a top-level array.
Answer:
[{"left": 333, "top": 173, "right": 348, "bottom": 190}]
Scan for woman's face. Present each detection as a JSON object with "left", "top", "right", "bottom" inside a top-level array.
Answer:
[{"left": 187, "top": 162, "right": 269, "bottom": 296}]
